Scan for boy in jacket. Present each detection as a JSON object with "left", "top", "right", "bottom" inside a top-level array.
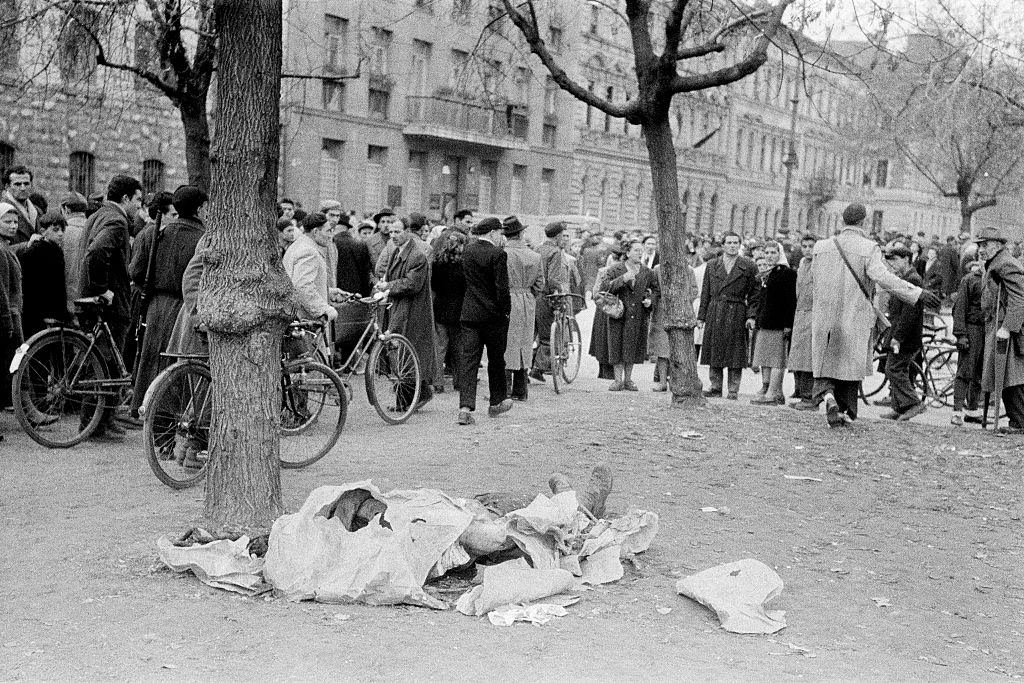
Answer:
[{"left": 881, "top": 244, "right": 926, "bottom": 421}]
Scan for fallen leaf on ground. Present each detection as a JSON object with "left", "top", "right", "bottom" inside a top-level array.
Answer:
[
  {"left": 872, "top": 597, "right": 892, "bottom": 607},
  {"left": 656, "top": 606, "right": 672, "bottom": 615},
  {"left": 783, "top": 475, "right": 823, "bottom": 482}
]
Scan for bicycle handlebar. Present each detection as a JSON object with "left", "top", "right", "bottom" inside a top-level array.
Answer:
[{"left": 545, "top": 292, "right": 586, "bottom": 302}]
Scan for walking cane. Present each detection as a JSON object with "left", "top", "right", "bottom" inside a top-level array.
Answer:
[{"left": 993, "top": 336, "right": 1009, "bottom": 433}]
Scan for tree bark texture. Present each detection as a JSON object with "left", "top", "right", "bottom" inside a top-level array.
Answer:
[
  {"left": 643, "top": 114, "right": 705, "bottom": 406},
  {"left": 199, "top": 0, "right": 293, "bottom": 533},
  {"left": 180, "top": 103, "right": 212, "bottom": 194}
]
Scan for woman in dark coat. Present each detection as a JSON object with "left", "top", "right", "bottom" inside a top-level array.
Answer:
[
  {"left": 604, "top": 240, "right": 659, "bottom": 391},
  {"left": 590, "top": 244, "right": 625, "bottom": 381},
  {"left": 430, "top": 229, "right": 467, "bottom": 392},
  {"left": 750, "top": 241, "right": 797, "bottom": 405}
]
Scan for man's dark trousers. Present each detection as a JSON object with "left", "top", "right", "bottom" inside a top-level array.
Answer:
[
  {"left": 813, "top": 377, "right": 860, "bottom": 420},
  {"left": 885, "top": 348, "right": 920, "bottom": 414},
  {"left": 458, "top": 321, "right": 508, "bottom": 412}
]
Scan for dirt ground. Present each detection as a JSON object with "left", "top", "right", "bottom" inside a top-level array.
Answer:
[{"left": 2, "top": 315, "right": 1023, "bottom": 680}]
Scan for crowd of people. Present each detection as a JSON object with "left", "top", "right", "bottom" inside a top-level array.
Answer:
[{"left": 2, "top": 162, "right": 1022, "bottom": 443}]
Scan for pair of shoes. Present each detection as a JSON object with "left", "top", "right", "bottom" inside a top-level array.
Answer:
[
  {"left": 90, "top": 427, "right": 126, "bottom": 442},
  {"left": 415, "top": 386, "right": 434, "bottom": 410},
  {"left": 874, "top": 396, "right": 892, "bottom": 407},
  {"left": 790, "top": 399, "right": 818, "bottom": 411},
  {"left": 997, "top": 425, "right": 1024, "bottom": 435},
  {"left": 726, "top": 392, "right": 738, "bottom": 400},
  {"left": 457, "top": 409, "right": 475, "bottom": 426},
  {"left": 511, "top": 396, "right": 527, "bottom": 402},
  {"left": 751, "top": 394, "right": 783, "bottom": 405},
  {"left": 950, "top": 413, "right": 964, "bottom": 426},
  {"left": 488, "top": 399, "right": 513, "bottom": 417},
  {"left": 825, "top": 393, "right": 847, "bottom": 428},
  {"left": 897, "top": 402, "right": 927, "bottom": 421},
  {"left": 624, "top": 381, "right": 638, "bottom": 391},
  {"left": 608, "top": 381, "right": 624, "bottom": 391},
  {"left": 880, "top": 410, "right": 899, "bottom": 420},
  {"left": 652, "top": 384, "right": 668, "bottom": 392},
  {"left": 529, "top": 369, "right": 546, "bottom": 383},
  {"left": 702, "top": 388, "right": 722, "bottom": 398}
]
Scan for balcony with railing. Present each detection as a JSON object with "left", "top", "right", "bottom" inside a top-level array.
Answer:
[{"left": 404, "top": 95, "right": 530, "bottom": 150}]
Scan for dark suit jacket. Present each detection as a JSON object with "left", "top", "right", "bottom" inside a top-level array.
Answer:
[
  {"left": 753, "top": 264, "right": 798, "bottom": 331},
  {"left": 697, "top": 255, "right": 758, "bottom": 368},
  {"left": 888, "top": 270, "right": 924, "bottom": 350},
  {"left": 460, "top": 237, "right": 510, "bottom": 324},
  {"left": 334, "top": 231, "right": 372, "bottom": 296},
  {"left": 81, "top": 202, "right": 132, "bottom": 321}
]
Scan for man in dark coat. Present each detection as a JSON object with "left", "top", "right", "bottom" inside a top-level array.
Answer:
[
  {"left": 457, "top": 217, "right": 512, "bottom": 425},
  {"left": 377, "top": 216, "right": 436, "bottom": 409},
  {"left": 530, "top": 221, "right": 569, "bottom": 382},
  {"left": 1, "top": 165, "right": 40, "bottom": 244},
  {"left": 879, "top": 245, "right": 927, "bottom": 421},
  {"left": 697, "top": 231, "right": 758, "bottom": 399},
  {"left": 128, "top": 185, "right": 206, "bottom": 418},
  {"left": 332, "top": 215, "right": 373, "bottom": 365},
  {"left": 80, "top": 174, "right": 144, "bottom": 439},
  {"left": 951, "top": 257, "right": 985, "bottom": 425},
  {"left": 976, "top": 226, "right": 1024, "bottom": 433}
]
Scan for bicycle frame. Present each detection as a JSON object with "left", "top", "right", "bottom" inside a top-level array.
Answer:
[
  {"left": 74, "top": 319, "right": 133, "bottom": 396},
  {"left": 336, "top": 299, "right": 392, "bottom": 377}
]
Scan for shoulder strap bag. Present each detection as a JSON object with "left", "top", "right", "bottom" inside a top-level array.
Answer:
[{"left": 832, "top": 238, "right": 891, "bottom": 337}]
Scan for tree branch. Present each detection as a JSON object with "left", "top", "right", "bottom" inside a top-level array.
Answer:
[
  {"left": 501, "top": 0, "right": 638, "bottom": 120},
  {"left": 674, "top": 9, "right": 772, "bottom": 62},
  {"left": 966, "top": 197, "right": 997, "bottom": 213},
  {"left": 282, "top": 58, "right": 363, "bottom": 82}
]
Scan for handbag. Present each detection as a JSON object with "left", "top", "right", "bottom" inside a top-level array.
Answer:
[
  {"left": 833, "top": 238, "right": 890, "bottom": 339},
  {"left": 597, "top": 291, "right": 624, "bottom": 319}
]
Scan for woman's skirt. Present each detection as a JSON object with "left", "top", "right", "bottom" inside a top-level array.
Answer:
[{"left": 752, "top": 328, "right": 788, "bottom": 368}]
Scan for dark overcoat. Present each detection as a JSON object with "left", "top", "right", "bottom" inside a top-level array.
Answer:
[
  {"left": 952, "top": 269, "right": 984, "bottom": 382},
  {"left": 605, "top": 262, "right": 658, "bottom": 365},
  {"left": 697, "top": 255, "right": 758, "bottom": 368},
  {"left": 384, "top": 238, "right": 437, "bottom": 384},
  {"left": 980, "top": 246, "right": 1024, "bottom": 391}
]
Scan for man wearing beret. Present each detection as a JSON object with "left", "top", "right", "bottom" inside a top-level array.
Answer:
[
  {"left": 975, "top": 226, "right": 1024, "bottom": 433},
  {"left": 457, "top": 217, "right": 512, "bottom": 425},
  {"left": 811, "top": 202, "right": 940, "bottom": 428},
  {"left": 530, "top": 221, "right": 570, "bottom": 382}
]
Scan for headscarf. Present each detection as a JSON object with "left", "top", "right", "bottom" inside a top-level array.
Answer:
[{"left": 0, "top": 202, "right": 16, "bottom": 221}]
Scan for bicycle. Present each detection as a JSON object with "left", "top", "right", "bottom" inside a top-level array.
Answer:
[
  {"left": 10, "top": 297, "right": 135, "bottom": 448},
  {"left": 331, "top": 291, "right": 422, "bottom": 425},
  {"left": 140, "top": 319, "right": 348, "bottom": 489},
  {"left": 860, "top": 336, "right": 957, "bottom": 407},
  {"left": 545, "top": 292, "right": 585, "bottom": 395}
]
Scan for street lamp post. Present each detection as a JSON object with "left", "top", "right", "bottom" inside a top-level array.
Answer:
[{"left": 780, "top": 91, "right": 800, "bottom": 233}]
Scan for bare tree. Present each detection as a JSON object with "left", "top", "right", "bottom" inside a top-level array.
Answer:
[{"left": 500, "top": 0, "right": 794, "bottom": 405}]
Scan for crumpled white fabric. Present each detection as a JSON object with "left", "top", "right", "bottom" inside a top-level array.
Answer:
[
  {"left": 578, "top": 509, "right": 659, "bottom": 584},
  {"left": 504, "top": 492, "right": 584, "bottom": 569},
  {"left": 455, "top": 559, "right": 578, "bottom": 616},
  {"left": 263, "top": 481, "right": 474, "bottom": 609},
  {"left": 157, "top": 535, "right": 267, "bottom": 596},
  {"left": 487, "top": 603, "right": 569, "bottom": 626},
  {"left": 675, "top": 558, "right": 787, "bottom": 634}
]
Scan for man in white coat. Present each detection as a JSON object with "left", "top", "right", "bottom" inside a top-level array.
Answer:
[
  {"left": 283, "top": 213, "right": 340, "bottom": 323},
  {"left": 811, "top": 203, "right": 940, "bottom": 428}
]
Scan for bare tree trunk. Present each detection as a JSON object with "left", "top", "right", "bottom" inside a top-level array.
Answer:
[
  {"left": 643, "top": 113, "right": 705, "bottom": 406},
  {"left": 180, "top": 103, "right": 212, "bottom": 194},
  {"left": 199, "top": 0, "right": 293, "bottom": 534}
]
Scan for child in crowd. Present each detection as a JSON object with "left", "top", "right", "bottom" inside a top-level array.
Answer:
[{"left": 17, "top": 211, "right": 70, "bottom": 338}]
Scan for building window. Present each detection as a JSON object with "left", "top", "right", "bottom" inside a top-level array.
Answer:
[
  {"left": 585, "top": 81, "right": 595, "bottom": 127},
  {"left": 452, "top": 0, "right": 472, "bottom": 24},
  {"left": 872, "top": 210, "right": 884, "bottom": 233},
  {"left": 68, "top": 151, "right": 95, "bottom": 196},
  {"left": 325, "top": 15, "right": 348, "bottom": 72},
  {"left": 320, "top": 139, "right": 344, "bottom": 206},
  {"left": 478, "top": 160, "right": 497, "bottom": 213},
  {"left": 579, "top": 177, "right": 588, "bottom": 214},
  {"left": 449, "top": 49, "right": 469, "bottom": 89},
  {"left": 543, "top": 77, "right": 557, "bottom": 115},
  {"left": 510, "top": 165, "right": 526, "bottom": 213},
  {"left": 368, "top": 88, "right": 390, "bottom": 120},
  {"left": 0, "top": 0, "right": 19, "bottom": 71},
  {"left": 875, "top": 159, "right": 888, "bottom": 188},
  {"left": 0, "top": 142, "right": 14, "bottom": 175},
  {"left": 141, "top": 159, "right": 165, "bottom": 195},
  {"left": 58, "top": 6, "right": 98, "bottom": 83},
  {"left": 604, "top": 86, "right": 613, "bottom": 133},
  {"left": 322, "top": 80, "right": 345, "bottom": 112},
  {"left": 540, "top": 169, "right": 554, "bottom": 215},
  {"left": 597, "top": 178, "right": 607, "bottom": 221},
  {"left": 708, "top": 193, "right": 718, "bottom": 234},
  {"left": 548, "top": 26, "right": 563, "bottom": 53},
  {"left": 409, "top": 40, "right": 432, "bottom": 98},
  {"left": 368, "top": 27, "right": 392, "bottom": 76},
  {"left": 407, "top": 150, "right": 427, "bottom": 211},
  {"left": 364, "top": 145, "right": 387, "bottom": 211},
  {"left": 542, "top": 123, "right": 557, "bottom": 147},
  {"left": 487, "top": 1, "right": 505, "bottom": 36}
]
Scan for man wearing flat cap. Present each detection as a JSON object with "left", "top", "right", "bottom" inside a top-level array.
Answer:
[
  {"left": 531, "top": 221, "right": 570, "bottom": 382},
  {"left": 502, "top": 216, "right": 544, "bottom": 401},
  {"left": 811, "top": 202, "right": 941, "bottom": 428},
  {"left": 975, "top": 226, "right": 1024, "bottom": 433},
  {"left": 457, "top": 216, "right": 512, "bottom": 425},
  {"left": 879, "top": 244, "right": 927, "bottom": 421}
]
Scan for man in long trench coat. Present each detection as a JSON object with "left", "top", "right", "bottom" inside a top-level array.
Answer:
[
  {"left": 377, "top": 217, "right": 437, "bottom": 409},
  {"left": 811, "top": 203, "right": 939, "bottom": 428},
  {"left": 975, "top": 226, "right": 1024, "bottom": 433},
  {"left": 697, "top": 231, "right": 758, "bottom": 399},
  {"left": 502, "top": 216, "right": 544, "bottom": 402}
]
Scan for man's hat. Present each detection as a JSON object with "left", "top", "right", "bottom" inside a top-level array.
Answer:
[
  {"left": 473, "top": 216, "right": 501, "bottom": 235},
  {"left": 842, "top": 203, "right": 867, "bottom": 226},
  {"left": 502, "top": 215, "right": 526, "bottom": 236},
  {"left": 973, "top": 226, "right": 1008, "bottom": 244},
  {"left": 408, "top": 212, "right": 428, "bottom": 231},
  {"left": 884, "top": 243, "right": 912, "bottom": 260},
  {"left": 544, "top": 221, "right": 566, "bottom": 238},
  {"left": 372, "top": 208, "right": 395, "bottom": 224}
]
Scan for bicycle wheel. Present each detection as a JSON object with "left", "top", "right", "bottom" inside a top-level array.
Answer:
[
  {"left": 280, "top": 360, "right": 347, "bottom": 468},
  {"left": 561, "top": 317, "right": 583, "bottom": 384},
  {"left": 925, "top": 347, "right": 957, "bottom": 408},
  {"left": 364, "top": 334, "right": 421, "bottom": 424},
  {"left": 860, "top": 352, "right": 888, "bottom": 402},
  {"left": 142, "top": 361, "right": 212, "bottom": 489},
  {"left": 12, "top": 331, "right": 106, "bottom": 448},
  {"left": 550, "top": 321, "right": 564, "bottom": 395}
]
